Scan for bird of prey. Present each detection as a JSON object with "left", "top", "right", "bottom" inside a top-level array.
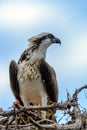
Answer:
[{"left": 9, "top": 32, "right": 61, "bottom": 119}]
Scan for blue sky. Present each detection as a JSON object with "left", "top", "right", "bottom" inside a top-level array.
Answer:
[{"left": 0, "top": 0, "right": 87, "bottom": 114}]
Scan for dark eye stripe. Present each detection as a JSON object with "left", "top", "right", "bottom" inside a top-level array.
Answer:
[
  {"left": 41, "top": 36, "right": 47, "bottom": 40},
  {"left": 33, "top": 34, "right": 54, "bottom": 46},
  {"left": 37, "top": 36, "right": 47, "bottom": 43}
]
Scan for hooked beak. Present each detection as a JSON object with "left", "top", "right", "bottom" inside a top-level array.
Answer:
[{"left": 51, "top": 37, "right": 61, "bottom": 45}]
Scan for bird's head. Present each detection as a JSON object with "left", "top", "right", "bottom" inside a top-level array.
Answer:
[
  {"left": 28, "top": 32, "right": 61, "bottom": 60},
  {"left": 28, "top": 32, "right": 61, "bottom": 49}
]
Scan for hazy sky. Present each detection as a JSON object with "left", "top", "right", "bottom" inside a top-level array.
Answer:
[{"left": 0, "top": 0, "right": 87, "bottom": 115}]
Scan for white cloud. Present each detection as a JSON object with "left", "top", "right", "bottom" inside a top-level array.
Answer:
[
  {"left": 67, "top": 34, "right": 87, "bottom": 69},
  {"left": 0, "top": 65, "right": 9, "bottom": 89},
  {"left": 0, "top": 1, "right": 67, "bottom": 27},
  {"left": 58, "top": 32, "right": 87, "bottom": 77}
]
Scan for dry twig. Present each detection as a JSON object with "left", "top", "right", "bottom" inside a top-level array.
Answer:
[{"left": 0, "top": 85, "right": 87, "bottom": 130}]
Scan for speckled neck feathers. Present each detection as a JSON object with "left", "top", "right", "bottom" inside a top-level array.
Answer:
[{"left": 18, "top": 43, "right": 46, "bottom": 65}]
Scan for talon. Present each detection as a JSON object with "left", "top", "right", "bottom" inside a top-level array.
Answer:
[{"left": 13, "top": 99, "right": 20, "bottom": 106}]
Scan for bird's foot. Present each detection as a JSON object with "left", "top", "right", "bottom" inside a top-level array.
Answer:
[
  {"left": 13, "top": 99, "right": 20, "bottom": 105},
  {"left": 12, "top": 99, "right": 22, "bottom": 109}
]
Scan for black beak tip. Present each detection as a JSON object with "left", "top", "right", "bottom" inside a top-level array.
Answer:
[
  {"left": 56, "top": 38, "right": 61, "bottom": 45},
  {"left": 51, "top": 35, "right": 61, "bottom": 45},
  {"left": 52, "top": 37, "right": 61, "bottom": 45}
]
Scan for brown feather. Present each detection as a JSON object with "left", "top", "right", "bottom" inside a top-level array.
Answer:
[
  {"left": 9, "top": 60, "right": 24, "bottom": 106},
  {"left": 38, "top": 59, "right": 58, "bottom": 103}
]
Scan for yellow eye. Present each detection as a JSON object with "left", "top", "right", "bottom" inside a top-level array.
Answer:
[
  {"left": 48, "top": 34, "right": 51, "bottom": 38},
  {"left": 47, "top": 34, "right": 54, "bottom": 39}
]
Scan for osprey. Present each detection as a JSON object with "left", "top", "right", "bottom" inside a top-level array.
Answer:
[{"left": 9, "top": 32, "right": 61, "bottom": 119}]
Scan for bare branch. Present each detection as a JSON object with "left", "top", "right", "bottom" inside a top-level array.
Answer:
[{"left": 0, "top": 85, "right": 87, "bottom": 130}]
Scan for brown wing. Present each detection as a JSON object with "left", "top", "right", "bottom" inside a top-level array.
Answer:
[
  {"left": 9, "top": 60, "right": 24, "bottom": 106},
  {"left": 38, "top": 59, "right": 58, "bottom": 102}
]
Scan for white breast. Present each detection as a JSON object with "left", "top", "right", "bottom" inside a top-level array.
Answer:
[
  {"left": 19, "top": 80, "right": 47, "bottom": 107},
  {"left": 17, "top": 61, "right": 48, "bottom": 108}
]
